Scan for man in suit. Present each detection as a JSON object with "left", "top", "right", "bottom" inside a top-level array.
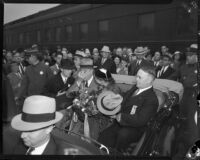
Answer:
[
  {"left": 98, "top": 64, "right": 159, "bottom": 152},
  {"left": 10, "top": 95, "right": 64, "bottom": 155},
  {"left": 44, "top": 59, "right": 75, "bottom": 98},
  {"left": 67, "top": 57, "right": 100, "bottom": 139},
  {"left": 156, "top": 55, "right": 175, "bottom": 80},
  {"left": 152, "top": 51, "right": 162, "bottom": 69},
  {"left": 15, "top": 49, "right": 53, "bottom": 102},
  {"left": 97, "top": 45, "right": 116, "bottom": 74},
  {"left": 50, "top": 52, "right": 63, "bottom": 75},
  {"left": 128, "top": 46, "right": 150, "bottom": 76},
  {"left": 9, "top": 95, "right": 97, "bottom": 155}
]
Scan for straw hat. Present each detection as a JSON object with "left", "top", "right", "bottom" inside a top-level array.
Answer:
[
  {"left": 97, "top": 91, "right": 123, "bottom": 115},
  {"left": 11, "top": 96, "right": 63, "bottom": 131},
  {"left": 134, "top": 47, "right": 147, "bottom": 55},
  {"left": 101, "top": 46, "right": 111, "bottom": 53}
]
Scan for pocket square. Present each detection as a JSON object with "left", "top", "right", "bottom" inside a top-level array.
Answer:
[{"left": 130, "top": 105, "right": 138, "bottom": 115}]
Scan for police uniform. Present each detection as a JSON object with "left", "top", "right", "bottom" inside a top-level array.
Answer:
[
  {"left": 17, "top": 62, "right": 53, "bottom": 98},
  {"left": 173, "top": 45, "right": 198, "bottom": 159}
]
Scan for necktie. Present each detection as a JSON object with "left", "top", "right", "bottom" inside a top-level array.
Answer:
[
  {"left": 26, "top": 147, "right": 35, "bottom": 155},
  {"left": 158, "top": 67, "right": 165, "bottom": 77}
]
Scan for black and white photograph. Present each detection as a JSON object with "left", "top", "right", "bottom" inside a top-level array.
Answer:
[{"left": 2, "top": 1, "right": 199, "bottom": 159}]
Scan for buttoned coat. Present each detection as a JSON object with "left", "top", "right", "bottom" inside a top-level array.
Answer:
[{"left": 120, "top": 85, "right": 159, "bottom": 128}]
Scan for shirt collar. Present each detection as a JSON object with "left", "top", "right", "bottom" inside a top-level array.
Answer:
[
  {"left": 60, "top": 73, "right": 68, "bottom": 83},
  {"left": 30, "top": 138, "right": 50, "bottom": 155},
  {"left": 87, "top": 76, "right": 93, "bottom": 87},
  {"left": 137, "top": 85, "right": 152, "bottom": 95},
  {"left": 163, "top": 65, "right": 169, "bottom": 72}
]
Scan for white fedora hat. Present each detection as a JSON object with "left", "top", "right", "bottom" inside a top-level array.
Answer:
[
  {"left": 101, "top": 46, "right": 111, "bottom": 53},
  {"left": 11, "top": 96, "right": 63, "bottom": 131},
  {"left": 97, "top": 91, "right": 123, "bottom": 116}
]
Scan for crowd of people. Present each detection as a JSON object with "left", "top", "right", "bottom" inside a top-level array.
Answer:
[{"left": 2, "top": 43, "right": 199, "bottom": 159}]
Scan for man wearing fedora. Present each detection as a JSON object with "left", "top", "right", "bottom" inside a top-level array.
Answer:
[
  {"left": 15, "top": 49, "right": 53, "bottom": 103},
  {"left": 98, "top": 45, "right": 116, "bottom": 74},
  {"left": 98, "top": 64, "right": 158, "bottom": 152},
  {"left": 44, "top": 59, "right": 75, "bottom": 99},
  {"left": 67, "top": 56, "right": 100, "bottom": 139},
  {"left": 128, "top": 46, "right": 149, "bottom": 76},
  {"left": 11, "top": 95, "right": 64, "bottom": 155}
]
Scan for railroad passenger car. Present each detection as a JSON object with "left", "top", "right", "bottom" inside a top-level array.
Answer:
[{"left": 3, "top": 0, "right": 198, "bottom": 52}]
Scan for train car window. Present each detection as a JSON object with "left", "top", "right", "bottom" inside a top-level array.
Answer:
[
  {"left": 55, "top": 27, "right": 61, "bottom": 42},
  {"left": 45, "top": 28, "right": 53, "bottom": 42},
  {"left": 37, "top": 30, "right": 41, "bottom": 43},
  {"left": 80, "top": 23, "right": 88, "bottom": 40},
  {"left": 26, "top": 32, "right": 30, "bottom": 45},
  {"left": 98, "top": 20, "right": 109, "bottom": 40},
  {"left": 65, "top": 25, "right": 72, "bottom": 41},
  {"left": 138, "top": 13, "right": 155, "bottom": 36},
  {"left": 19, "top": 33, "right": 24, "bottom": 45}
]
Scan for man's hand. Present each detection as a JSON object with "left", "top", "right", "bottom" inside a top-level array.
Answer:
[
  {"left": 110, "top": 113, "right": 121, "bottom": 122},
  {"left": 56, "top": 91, "right": 66, "bottom": 97}
]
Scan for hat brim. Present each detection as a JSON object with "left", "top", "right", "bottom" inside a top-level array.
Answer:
[
  {"left": 100, "top": 50, "right": 111, "bottom": 53},
  {"left": 134, "top": 51, "right": 146, "bottom": 55},
  {"left": 97, "top": 91, "right": 122, "bottom": 116},
  {"left": 80, "top": 65, "right": 93, "bottom": 68},
  {"left": 11, "top": 112, "right": 63, "bottom": 131},
  {"left": 61, "top": 66, "right": 75, "bottom": 70}
]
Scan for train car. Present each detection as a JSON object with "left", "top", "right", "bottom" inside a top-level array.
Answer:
[{"left": 3, "top": 0, "right": 198, "bottom": 53}]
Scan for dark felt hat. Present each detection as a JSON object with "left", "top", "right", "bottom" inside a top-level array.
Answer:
[
  {"left": 60, "top": 59, "right": 76, "bottom": 70},
  {"left": 94, "top": 68, "right": 112, "bottom": 81}
]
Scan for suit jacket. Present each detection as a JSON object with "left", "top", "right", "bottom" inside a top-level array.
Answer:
[
  {"left": 157, "top": 66, "right": 175, "bottom": 80},
  {"left": 44, "top": 73, "right": 74, "bottom": 98},
  {"left": 128, "top": 59, "right": 149, "bottom": 76},
  {"left": 67, "top": 76, "right": 99, "bottom": 95},
  {"left": 120, "top": 85, "right": 158, "bottom": 128},
  {"left": 12, "top": 133, "right": 100, "bottom": 155},
  {"left": 7, "top": 72, "right": 23, "bottom": 96},
  {"left": 98, "top": 58, "right": 116, "bottom": 74}
]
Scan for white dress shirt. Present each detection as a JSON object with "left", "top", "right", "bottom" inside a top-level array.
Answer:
[
  {"left": 30, "top": 139, "right": 50, "bottom": 155},
  {"left": 136, "top": 86, "right": 153, "bottom": 95},
  {"left": 61, "top": 73, "right": 68, "bottom": 84}
]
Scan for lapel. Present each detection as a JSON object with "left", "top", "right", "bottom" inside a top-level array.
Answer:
[
  {"left": 42, "top": 135, "right": 57, "bottom": 155},
  {"left": 87, "top": 78, "right": 99, "bottom": 93},
  {"left": 58, "top": 73, "right": 65, "bottom": 86},
  {"left": 122, "top": 86, "right": 153, "bottom": 113}
]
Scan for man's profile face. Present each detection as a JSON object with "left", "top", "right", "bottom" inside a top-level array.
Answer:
[
  {"left": 21, "top": 127, "right": 50, "bottom": 148},
  {"left": 136, "top": 69, "right": 152, "bottom": 89},
  {"left": 136, "top": 54, "right": 145, "bottom": 60}
]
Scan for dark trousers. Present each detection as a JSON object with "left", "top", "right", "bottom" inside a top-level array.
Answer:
[{"left": 98, "top": 121, "right": 144, "bottom": 152}]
